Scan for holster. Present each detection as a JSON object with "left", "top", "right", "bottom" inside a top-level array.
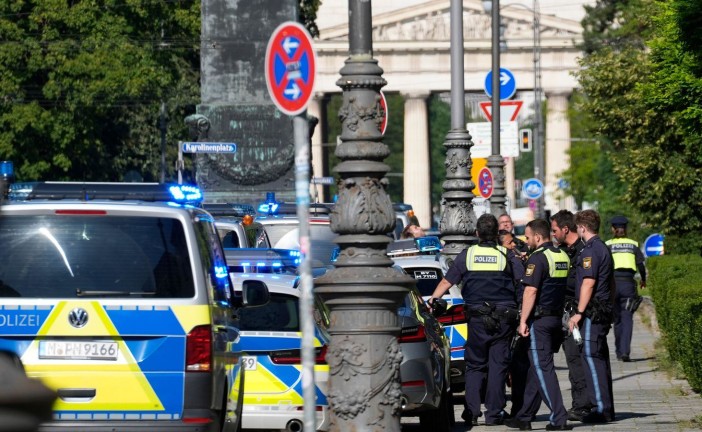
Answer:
[
  {"left": 585, "top": 297, "right": 613, "bottom": 324},
  {"left": 625, "top": 296, "right": 643, "bottom": 313}
]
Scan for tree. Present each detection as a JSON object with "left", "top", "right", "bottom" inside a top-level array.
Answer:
[
  {"left": 0, "top": 1, "right": 200, "bottom": 182},
  {"left": 575, "top": 0, "right": 702, "bottom": 252}
]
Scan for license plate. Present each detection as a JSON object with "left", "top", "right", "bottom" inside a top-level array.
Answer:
[
  {"left": 39, "top": 341, "right": 119, "bottom": 361},
  {"left": 242, "top": 356, "right": 258, "bottom": 371}
]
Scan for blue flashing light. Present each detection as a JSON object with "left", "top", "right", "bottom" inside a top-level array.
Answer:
[
  {"left": 168, "top": 185, "right": 203, "bottom": 204},
  {"left": 257, "top": 203, "right": 279, "bottom": 214},
  {"left": 416, "top": 236, "right": 442, "bottom": 253},
  {"left": 272, "top": 262, "right": 282, "bottom": 268},
  {"left": 0, "top": 161, "right": 14, "bottom": 179},
  {"left": 214, "top": 265, "right": 228, "bottom": 279},
  {"left": 241, "top": 262, "right": 251, "bottom": 267},
  {"left": 294, "top": 258, "right": 301, "bottom": 265},
  {"left": 256, "top": 262, "right": 266, "bottom": 267}
]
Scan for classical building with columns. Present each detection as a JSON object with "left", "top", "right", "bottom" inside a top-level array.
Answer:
[{"left": 308, "top": 0, "right": 581, "bottom": 227}]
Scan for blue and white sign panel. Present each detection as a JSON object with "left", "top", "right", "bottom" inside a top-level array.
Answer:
[
  {"left": 181, "top": 142, "right": 237, "bottom": 154},
  {"left": 484, "top": 68, "right": 517, "bottom": 100},
  {"left": 522, "top": 178, "right": 544, "bottom": 200},
  {"left": 643, "top": 233, "right": 664, "bottom": 257},
  {"left": 265, "top": 22, "right": 316, "bottom": 116}
]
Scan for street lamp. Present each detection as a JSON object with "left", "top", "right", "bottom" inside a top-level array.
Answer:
[
  {"left": 483, "top": 0, "right": 545, "bottom": 218},
  {"left": 483, "top": 0, "right": 508, "bottom": 216},
  {"left": 439, "top": 0, "right": 478, "bottom": 259},
  {"left": 315, "top": 1, "right": 413, "bottom": 430}
]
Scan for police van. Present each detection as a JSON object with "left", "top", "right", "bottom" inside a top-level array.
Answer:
[{"left": 0, "top": 180, "right": 269, "bottom": 432}]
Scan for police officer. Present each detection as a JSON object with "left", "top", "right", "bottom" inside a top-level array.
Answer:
[
  {"left": 506, "top": 219, "right": 572, "bottom": 431},
  {"left": 605, "top": 216, "right": 647, "bottom": 362},
  {"left": 550, "top": 210, "right": 592, "bottom": 421},
  {"left": 430, "top": 214, "right": 517, "bottom": 429},
  {"left": 568, "top": 209, "right": 615, "bottom": 424}
]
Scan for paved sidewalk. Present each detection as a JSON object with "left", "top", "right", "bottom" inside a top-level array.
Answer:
[{"left": 402, "top": 300, "right": 702, "bottom": 431}]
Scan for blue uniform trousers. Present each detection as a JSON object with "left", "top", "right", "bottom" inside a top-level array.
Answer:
[
  {"left": 581, "top": 318, "right": 615, "bottom": 418},
  {"left": 464, "top": 315, "right": 514, "bottom": 423},
  {"left": 562, "top": 331, "right": 591, "bottom": 410},
  {"left": 613, "top": 276, "right": 637, "bottom": 358},
  {"left": 508, "top": 335, "right": 533, "bottom": 417},
  {"left": 515, "top": 316, "right": 567, "bottom": 426}
]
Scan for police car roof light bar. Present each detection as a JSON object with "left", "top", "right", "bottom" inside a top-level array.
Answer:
[{"left": 23, "top": 182, "right": 204, "bottom": 205}]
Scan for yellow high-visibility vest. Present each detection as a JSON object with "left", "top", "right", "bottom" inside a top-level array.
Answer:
[{"left": 605, "top": 238, "right": 638, "bottom": 271}]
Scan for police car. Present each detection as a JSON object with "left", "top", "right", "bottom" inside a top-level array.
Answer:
[
  {"left": 226, "top": 249, "right": 330, "bottom": 431},
  {"left": 0, "top": 179, "right": 269, "bottom": 432},
  {"left": 387, "top": 237, "right": 467, "bottom": 393},
  {"left": 204, "top": 203, "right": 270, "bottom": 249}
]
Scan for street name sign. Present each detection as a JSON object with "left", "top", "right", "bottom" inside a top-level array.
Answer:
[
  {"left": 479, "top": 100, "right": 524, "bottom": 122},
  {"left": 478, "top": 167, "right": 494, "bottom": 199},
  {"left": 181, "top": 142, "right": 237, "bottom": 154},
  {"left": 311, "top": 177, "right": 335, "bottom": 185},
  {"left": 265, "top": 22, "right": 316, "bottom": 116},
  {"left": 522, "top": 178, "right": 544, "bottom": 200},
  {"left": 484, "top": 68, "right": 517, "bottom": 100}
]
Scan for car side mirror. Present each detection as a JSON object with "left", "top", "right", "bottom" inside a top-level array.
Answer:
[{"left": 241, "top": 280, "right": 270, "bottom": 307}]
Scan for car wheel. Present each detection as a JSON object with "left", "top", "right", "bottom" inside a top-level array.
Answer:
[{"left": 418, "top": 388, "right": 452, "bottom": 431}]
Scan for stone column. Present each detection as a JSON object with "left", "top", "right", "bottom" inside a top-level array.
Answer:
[
  {"left": 308, "top": 93, "right": 325, "bottom": 201},
  {"left": 544, "top": 90, "right": 572, "bottom": 213},
  {"left": 505, "top": 157, "right": 515, "bottom": 209},
  {"left": 402, "top": 91, "right": 432, "bottom": 228}
]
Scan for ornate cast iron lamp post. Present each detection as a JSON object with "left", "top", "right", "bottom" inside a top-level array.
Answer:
[
  {"left": 440, "top": 0, "right": 478, "bottom": 259},
  {"left": 315, "top": 1, "right": 413, "bottom": 431}
]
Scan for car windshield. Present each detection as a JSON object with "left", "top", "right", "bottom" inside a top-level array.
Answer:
[
  {"left": 239, "top": 293, "right": 300, "bottom": 331},
  {"left": 264, "top": 223, "right": 338, "bottom": 266},
  {"left": 0, "top": 215, "right": 194, "bottom": 298}
]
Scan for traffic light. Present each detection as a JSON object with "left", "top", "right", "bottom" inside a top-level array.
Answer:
[{"left": 519, "top": 129, "right": 532, "bottom": 152}]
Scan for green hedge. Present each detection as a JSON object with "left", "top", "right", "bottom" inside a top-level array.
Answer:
[{"left": 648, "top": 255, "right": 702, "bottom": 392}]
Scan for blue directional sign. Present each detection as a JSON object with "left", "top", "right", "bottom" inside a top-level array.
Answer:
[
  {"left": 484, "top": 68, "right": 517, "bottom": 100},
  {"left": 643, "top": 233, "right": 664, "bottom": 257},
  {"left": 522, "top": 178, "right": 544, "bottom": 200},
  {"left": 181, "top": 142, "right": 237, "bottom": 154},
  {"left": 265, "top": 22, "right": 316, "bottom": 116}
]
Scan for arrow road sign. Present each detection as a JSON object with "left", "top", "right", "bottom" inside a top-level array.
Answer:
[
  {"left": 522, "top": 178, "right": 544, "bottom": 200},
  {"left": 478, "top": 167, "right": 494, "bottom": 199},
  {"left": 484, "top": 68, "right": 517, "bottom": 100},
  {"left": 643, "top": 233, "right": 664, "bottom": 257},
  {"left": 265, "top": 22, "right": 316, "bottom": 116}
]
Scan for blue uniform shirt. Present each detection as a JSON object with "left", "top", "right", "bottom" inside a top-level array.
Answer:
[{"left": 575, "top": 235, "right": 614, "bottom": 303}]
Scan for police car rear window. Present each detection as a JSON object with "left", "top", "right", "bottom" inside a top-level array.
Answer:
[
  {"left": 407, "top": 267, "right": 443, "bottom": 297},
  {"left": 0, "top": 215, "right": 195, "bottom": 298},
  {"left": 239, "top": 293, "right": 299, "bottom": 331}
]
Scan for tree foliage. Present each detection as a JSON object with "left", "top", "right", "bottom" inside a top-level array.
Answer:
[
  {"left": 0, "top": 0, "right": 200, "bottom": 182},
  {"left": 575, "top": 0, "right": 702, "bottom": 252}
]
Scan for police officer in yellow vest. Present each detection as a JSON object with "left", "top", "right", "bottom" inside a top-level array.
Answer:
[
  {"left": 430, "top": 214, "right": 518, "bottom": 429},
  {"left": 506, "top": 219, "right": 573, "bottom": 431},
  {"left": 605, "top": 216, "right": 647, "bottom": 362}
]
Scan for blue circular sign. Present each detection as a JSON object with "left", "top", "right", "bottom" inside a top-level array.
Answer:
[
  {"left": 643, "top": 233, "right": 664, "bottom": 257},
  {"left": 265, "top": 22, "right": 316, "bottom": 116},
  {"left": 484, "top": 68, "right": 517, "bottom": 100},
  {"left": 522, "top": 178, "right": 543, "bottom": 200}
]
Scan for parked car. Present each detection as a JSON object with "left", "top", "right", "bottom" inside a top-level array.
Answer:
[
  {"left": 0, "top": 181, "right": 269, "bottom": 432},
  {"left": 397, "top": 284, "right": 454, "bottom": 430},
  {"left": 388, "top": 236, "right": 467, "bottom": 393},
  {"left": 228, "top": 271, "right": 330, "bottom": 431}
]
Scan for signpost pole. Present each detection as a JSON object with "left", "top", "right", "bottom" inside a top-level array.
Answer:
[
  {"left": 292, "top": 114, "right": 316, "bottom": 432},
  {"left": 487, "top": 0, "right": 507, "bottom": 216}
]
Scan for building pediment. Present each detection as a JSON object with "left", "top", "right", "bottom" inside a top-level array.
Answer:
[{"left": 318, "top": 0, "right": 582, "bottom": 42}]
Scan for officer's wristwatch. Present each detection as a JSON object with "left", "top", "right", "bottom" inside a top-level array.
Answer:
[{"left": 573, "top": 310, "right": 584, "bottom": 316}]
